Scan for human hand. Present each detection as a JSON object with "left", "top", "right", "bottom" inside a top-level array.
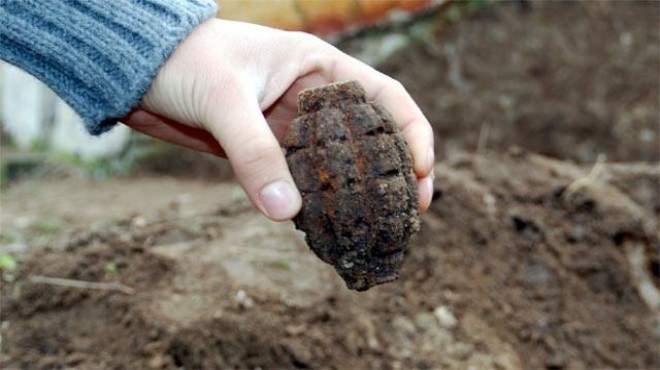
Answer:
[{"left": 123, "top": 19, "right": 434, "bottom": 221}]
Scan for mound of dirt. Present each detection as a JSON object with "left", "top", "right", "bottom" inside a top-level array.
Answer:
[
  {"left": 378, "top": 1, "right": 659, "bottom": 163},
  {"left": 2, "top": 151, "right": 657, "bottom": 369}
]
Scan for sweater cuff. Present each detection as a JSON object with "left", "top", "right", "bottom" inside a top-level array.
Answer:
[{"left": 0, "top": 0, "right": 218, "bottom": 135}]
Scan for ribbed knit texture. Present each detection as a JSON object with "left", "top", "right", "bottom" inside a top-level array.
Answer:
[{"left": 0, "top": 0, "right": 218, "bottom": 135}]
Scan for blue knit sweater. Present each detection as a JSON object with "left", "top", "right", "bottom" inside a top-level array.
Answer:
[{"left": 0, "top": 0, "right": 218, "bottom": 135}]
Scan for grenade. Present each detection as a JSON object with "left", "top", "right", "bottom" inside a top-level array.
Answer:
[{"left": 284, "top": 80, "right": 421, "bottom": 291}]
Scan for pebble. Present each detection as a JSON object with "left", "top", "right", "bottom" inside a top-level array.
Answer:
[
  {"left": 434, "top": 305, "right": 458, "bottom": 329},
  {"left": 235, "top": 290, "right": 254, "bottom": 310}
]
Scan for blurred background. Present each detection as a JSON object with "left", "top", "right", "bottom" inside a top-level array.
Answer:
[
  {"left": 1, "top": 1, "right": 659, "bottom": 369},
  {"left": 1, "top": 0, "right": 657, "bottom": 181}
]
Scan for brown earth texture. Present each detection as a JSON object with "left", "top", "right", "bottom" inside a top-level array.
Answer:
[{"left": 1, "top": 1, "right": 659, "bottom": 369}]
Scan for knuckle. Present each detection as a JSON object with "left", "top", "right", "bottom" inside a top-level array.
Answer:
[
  {"left": 389, "top": 78, "right": 406, "bottom": 93},
  {"left": 290, "top": 32, "right": 338, "bottom": 71},
  {"left": 233, "top": 137, "right": 284, "bottom": 179},
  {"left": 291, "top": 31, "right": 322, "bottom": 45}
]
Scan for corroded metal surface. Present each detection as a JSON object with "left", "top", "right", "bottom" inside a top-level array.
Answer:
[{"left": 284, "top": 81, "right": 420, "bottom": 291}]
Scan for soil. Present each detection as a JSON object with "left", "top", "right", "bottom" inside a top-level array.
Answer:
[
  {"left": 377, "top": 0, "right": 659, "bottom": 163},
  {"left": 1, "top": 2, "right": 659, "bottom": 369}
]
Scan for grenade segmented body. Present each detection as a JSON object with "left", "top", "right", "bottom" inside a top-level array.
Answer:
[{"left": 284, "top": 80, "right": 421, "bottom": 291}]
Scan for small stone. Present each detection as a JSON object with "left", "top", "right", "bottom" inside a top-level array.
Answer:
[
  {"left": 234, "top": 290, "right": 254, "bottom": 310},
  {"left": 447, "top": 342, "right": 474, "bottom": 360},
  {"left": 148, "top": 354, "right": 166, "bottom": 369},
  {"left": 434, "top": 305, "right": 458, "bottom": 329},
  {"left": 414, "top": 312, "right": 438, "bottom": 331},
  {"left": 131, "top": 216, "right": 147, "bottom": 228},
  {"left": 285, "top": 324, "right": 307, "bottom": 336},
  {"left": 467, "top": 353, "right": 496, "bottom": 370},
  {"left": 391, "top": 315, "right": 417, "bottom": 336}
]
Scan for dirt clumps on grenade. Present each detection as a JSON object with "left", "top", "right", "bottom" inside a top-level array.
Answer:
[{"left": 284, "top": 80, "right": 421, "bottom": 291}]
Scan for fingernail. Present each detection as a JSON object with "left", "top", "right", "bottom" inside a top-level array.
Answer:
[
  {"left": 259, "top": 181, "right": 300, "bottom": 221},
  {"left": 427, "top": 147, "right": 435, "bottom": 171},
  {"left": 425, "top": 176, "right": 434, "bottom": 201}
]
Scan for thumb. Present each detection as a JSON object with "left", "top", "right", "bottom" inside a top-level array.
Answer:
[{"left": 205, "top": 89, "right": 302, "bottom": 221}]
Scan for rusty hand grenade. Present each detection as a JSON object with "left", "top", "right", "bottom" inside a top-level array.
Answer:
[{"left": 284, "top": 80, "right": 421, "bottom": 291}]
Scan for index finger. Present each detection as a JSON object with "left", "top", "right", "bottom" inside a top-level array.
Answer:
[{"left": 322, "top": 51, "right": 434, "bottom": 179}]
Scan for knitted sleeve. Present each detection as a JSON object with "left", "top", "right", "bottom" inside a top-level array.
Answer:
[{"left": 0, "top": 0, "right": 218, "bottom": 135}]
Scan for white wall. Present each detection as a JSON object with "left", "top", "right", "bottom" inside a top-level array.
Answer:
[{"left": 0, "top": 62, "right": 130, "bottom": 159}]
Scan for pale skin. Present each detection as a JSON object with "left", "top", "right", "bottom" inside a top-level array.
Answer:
[{"left": 123, "top": 19, "right": 435, "bottom": 221}]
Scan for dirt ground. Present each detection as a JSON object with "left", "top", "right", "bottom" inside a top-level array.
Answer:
[
  {"left": 1, "top": 2, "right": 659, "bottom": 369},
  {"left": 378, "top": 0, "right": 659, "bottom": 164}
]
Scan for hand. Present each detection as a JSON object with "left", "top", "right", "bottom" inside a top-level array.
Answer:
[{"left": 123, "top": 18, "right": 434, "bottom": 221}]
